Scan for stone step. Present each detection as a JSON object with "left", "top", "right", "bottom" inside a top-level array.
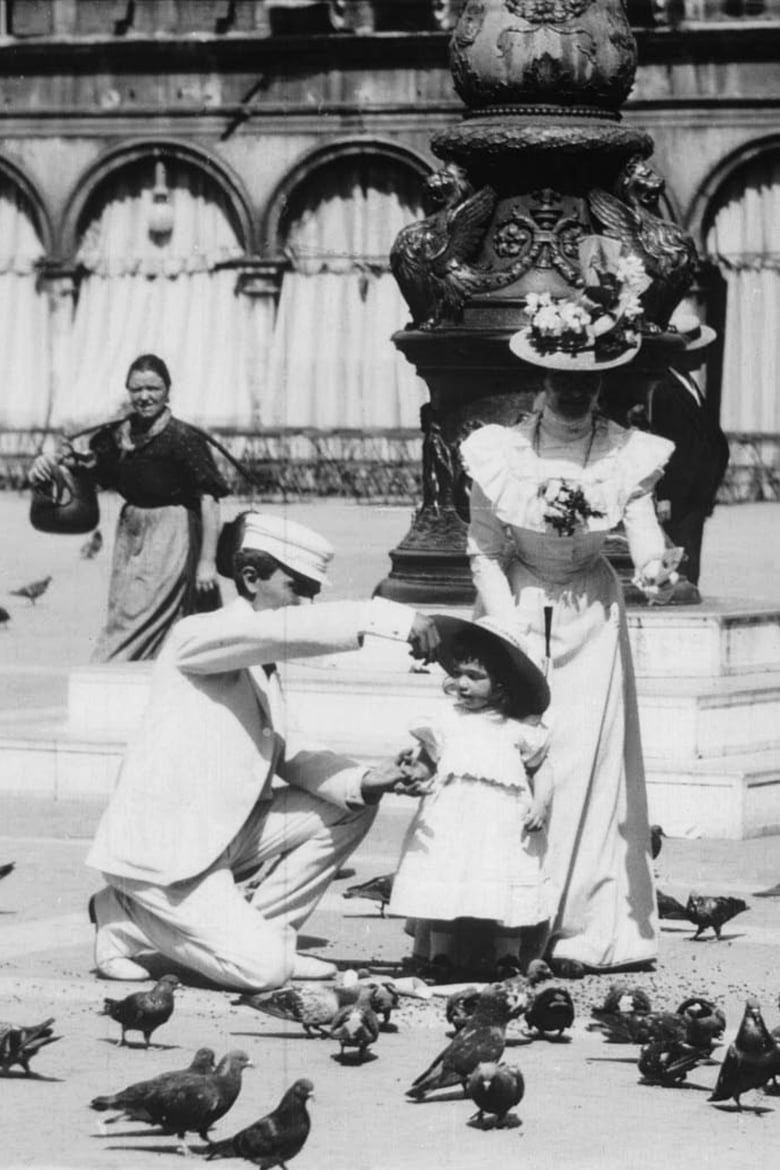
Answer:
[
  {"left": 646, "top": 750, "right": 780, "bottom": 840},
  {"left": 626, "top": 599, "right": 780, "bottom": 678},
  {"left": 637, "top": 670, "right": 780, "bottom": 761}
]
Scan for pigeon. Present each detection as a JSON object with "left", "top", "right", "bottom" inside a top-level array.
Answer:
[
  {"left": 594, "top": 982, "right": 653, "bottom": 1017},
  {"left": 526, "top": 959, "right": 554, "bottom": 985},
  {"left": 650, "top": 824, "right": 666, "bottom": 860},
  {"left": 90, "top": 1047, "right": 217, "bottom": 1113},
  {"left": 101, "top": 973, "right": 180, "bottom": 1047},
  {"left": 466, "top": 1062, "right": 525, "bottom": 1128},
  {"left": 638, "top": 1040, "right": 704, "bottom": 1087},
  {"left": 589, "top": 1007, "right": 688, "bottom": 1046},
  {"left": 10, "top": 575, "right": 52, "bottom": 604},
  {"left": 0, "top": 606, "right": 9, "bottom": 628},
  {"left": 94, "top": 1049, "right": 251, "bottom": 1151},
  {"left": 407, "top": 982, "right": 522, "bottom": 1100},
  {"left": 80, "top": 529, "right": 103, "bottom": 559},
  {"left": 685, "top": 893, "right": 749, "bottom": 940},
  {"left": 676, "top": 996, "right": 726, "bottom": 1054},
  {"left": 341, "top": 873, "right": 394, "bottom": 916},
  {"left": 445, "top": 986, "right": 483, "bottom": 1034},
  {"left": 709, "top": 998, "right": 780, "bottom": 1109},
  {"left": 361, "top": 980, "right": 400, "bottom": 1027},
  {"left": 206, "top": 1077, "right": 313, "bottom": 1167},
  {"left": 0, "top": 861, "right": 14, "bottom": 880},
  {"left": 328, "top": 988, "right": 380, "bottom": 1062},
  {"left": 657, "top": 890, "right": 689, "bottom": 920},
  {"left": 524, "top": 986, "right": 575, "bottom": 1038},
  {"left": 0, "top": 1017, "right": 61, "bottom": 1075},
  {"left": 232, "top": 983, "right": 357, "bottom": 1039}
]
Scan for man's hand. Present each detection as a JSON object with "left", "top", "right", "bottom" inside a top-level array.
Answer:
[
  {"left": 408, "top": 613, "right": 440, "bottom": 664},
  {"left": 360, "top": 759, "right": 411, "bottom": 805}
]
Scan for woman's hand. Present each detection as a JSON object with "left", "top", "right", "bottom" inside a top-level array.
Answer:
[
  {"left": 195, "top": 559, "right": 218, "bottom": 592},
  {"left": 29, "top": 453, "right": 61, "bottom": 487}
]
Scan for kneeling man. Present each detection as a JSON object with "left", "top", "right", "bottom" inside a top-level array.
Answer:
[{"left": 87, "top": 512, "right": 438, "bottom": 989}]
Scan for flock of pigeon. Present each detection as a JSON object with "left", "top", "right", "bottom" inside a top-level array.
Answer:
[{"left": 3, "top": 792, "right": 780, "bottom": 1163}]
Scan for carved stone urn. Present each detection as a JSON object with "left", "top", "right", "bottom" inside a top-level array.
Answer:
[{"left": 376, "top": 0, "right": 703, "bottom": 605}]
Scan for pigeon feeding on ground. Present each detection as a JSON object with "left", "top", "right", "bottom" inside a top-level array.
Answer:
[
  {"left": 0, "top": 1017, "right": 61, "bottom": 1075},
  {"left": 341, "top": 873, "right": 394, "bottom": 916},
  {"left": 94, "top": 1049, "right": 251, "bottom": 1152},
  {"left": 0, "top": 861, "right": 14, "bottom": 880},
  {"left": 709, "top": 998, "right": 780, "bottom": 1109},
  {"left": 407, "top": 983, "right": 523, "bottom": 1100},
  {"left": 329, "top": 988, "right": 380, "bottom": 1062},
  {"left": 638, "top": 1040, "right": 704, "bottom": 1087},
  {"left": 207, "top": 1077, "right": 313, "bottom": 1167},
  {"left": 657, "top": 890, "right": 689, "bottom": 920},
  {"left": 445, "top": 986, "right": 483, "bottom": 1034},
  {"left": 80, "top": 529, "right": 103, "bottom": 559},
  {"left": 0, "top": 606, "right": 9, "bottom": 628},
  {"left": 650, "top": 824, "right": 666, "bottom": 860},
  {"left": 10, "top": 575, "right": 52, "bottom": 604},
  {"left": 524, "top": 986, "right": 575, "bottom": 1038},
  {"left": 361, "top": 980, "right": 400, "bottom": 1028},
  {"left": 676, "top": 996, "right": 726, "bottom": 1054},
  {"left": 90, "top": 1047, "right": 216, "bottom": 1115},
  {"left": 686, "top": 893, "right": 749, "bottom": 940},
  {"left": 233, "top": 982, "right": 358, "bottom": 1039},
  {"left": 101, "top": 973, "right": 180, "bottom": 1047},
  {"left": 466, "top": 1062, "right": 525, "bottom": 1128}
]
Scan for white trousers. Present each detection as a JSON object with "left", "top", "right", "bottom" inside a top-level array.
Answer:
[{"left": 93, "top": 786, "right": 376, "bottom": 991}]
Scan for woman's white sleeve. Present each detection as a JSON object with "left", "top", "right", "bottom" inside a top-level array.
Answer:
[
  {"left": 622, "top": 490, "right": 666, "bottom": 572},
  {"left": 467, "top": 482, "right": 518, "bottom": 623}
]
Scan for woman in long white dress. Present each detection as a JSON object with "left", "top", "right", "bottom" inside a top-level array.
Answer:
[{"left": 460, "top": 360, "right": 675, "bottom": 977}]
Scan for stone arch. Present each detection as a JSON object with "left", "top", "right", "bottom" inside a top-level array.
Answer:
[
  {"left": 0, "top": 154, "right": 53, "bottom": 254},
  {"left": 685, "top": 134, "right": 780, "bottom": 249},
  {"left": 260, "top": 137, "right": 432, "bottom": 256},
  {"left": 59, "top": 137, "right": 255, "bottom": 260}
]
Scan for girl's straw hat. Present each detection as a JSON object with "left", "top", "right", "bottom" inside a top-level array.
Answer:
[{"left": 432, "top": 614, "right": 550, "bottom": 717}]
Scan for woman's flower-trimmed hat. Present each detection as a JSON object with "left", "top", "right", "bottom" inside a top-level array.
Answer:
[
  {"left": 509, "top": 236, "right": 648, "bottom": 372},
  {"left": 432, "top": 613, "right": 550, "bottom": 717}
]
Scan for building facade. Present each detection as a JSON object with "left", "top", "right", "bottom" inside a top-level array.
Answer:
[{"left": 0, "top": 0, "right": 779, "bottom": 497}]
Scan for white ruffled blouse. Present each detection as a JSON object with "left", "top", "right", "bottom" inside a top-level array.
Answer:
[{"left": 409, "top": 706, "right": 550, "bottom": 791}]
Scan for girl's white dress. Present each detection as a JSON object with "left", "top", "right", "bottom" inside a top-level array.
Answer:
[{"left": 389, "top": 706, "right": 552, "bottom": 928}]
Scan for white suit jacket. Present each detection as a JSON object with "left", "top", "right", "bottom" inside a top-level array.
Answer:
[{"left": 86, "top": 597, "right": 412, "bottom": 885}]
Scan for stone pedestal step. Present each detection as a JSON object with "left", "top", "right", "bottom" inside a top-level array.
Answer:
[
  {"left": 646, "top": 750, "right": 780, "bottom": 840},
  {"left": 626, "top": 599, "right": 780, "bottom": 678}
]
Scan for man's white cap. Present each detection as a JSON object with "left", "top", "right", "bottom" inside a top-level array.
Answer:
[{"left": 239, "top": 512, "right": 334, "bottom": 585}]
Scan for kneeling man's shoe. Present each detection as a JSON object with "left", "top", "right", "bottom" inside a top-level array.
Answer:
[
  {"left": 291, "top": 954, "right": 338, "bottom": 980},
  {"left": 96, "top": 956, "right": 151, "bottom": 982}
]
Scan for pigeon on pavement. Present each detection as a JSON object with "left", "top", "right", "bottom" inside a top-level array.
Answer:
[
  {"left": 466, "top": 1062, "right": 524, "bottom": 1127},
  {"left": 0, "top": 1017, "right": 61, "bottom": 1075},
  {"left": 589, "top": 1008, "right": 687, "bottom": 1046},
  {"left": 524, "top": 986, "right": 575, "bottom": 1038},
  {"left": 80, "top": 529, "right": 103, "bottom": 559},
  {"left": 94, "top": 1049, "right": 251, "bottom": 1151},
  {"left": 657, "top": 890, "right": 689, "bottom": 920},
  {"left": 101, "top": 973, "right": 180, "bottom": 1047},
  {"left": 638, "top": 1040, "right": 704, "bottom": 1087},
  {"left": 0, "top": 861, "right": 14, "bottom": 880},
  {"left": 685, "top": 893, "right": 749, "bottom": 940},
  {"left": 676, "top": 996, "right": 726, "bottom": 1054},
  {"left": 341, "top": 873, "right": 394, "bottom": 916},
  {"left": 362, "top": 980, "right": 400, "bottom": 1028},
  {"left": 445, "top": 986, "right": 483, "bottom": 1034},
  {"left": 329, "top": 989, "right": 380, "bottom": 1062},
  {"left": 10, "top": 575, "right": 52, "bottom": 604},
  {"left": 0, "top": 606, "right": 9, "bottom": 628},
  {"left": 407, "top": 983, "right": 522, "bottom": 1100},
  {"left": 90, "top": 1047, "right": 216, "bottom": 1114},
  {"left": 233, "top": 983, "right": 357, "bottom": 1039},
  {"left": 650, "top": 824, "right": 666, "bottom": 860},
  {"left": 206, "top": 1077, "right": 313, "bottom": 1167},
  {"left": 709, "top": 998, "right": 780, "bottom": 1109}
]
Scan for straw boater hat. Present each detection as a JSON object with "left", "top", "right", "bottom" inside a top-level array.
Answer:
[
  {"left": 431, "top": 614, "right": 550, "bottom": 718},
  {"left": 217, "top": 511, "right": 334, "bottom": 585},
  {"left": 509, "top": 327, "right": 640, "bottom": 371}
]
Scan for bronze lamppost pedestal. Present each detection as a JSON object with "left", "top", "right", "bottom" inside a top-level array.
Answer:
[{"left": 375, "top": 0, "right": 705, "bottom": 605}]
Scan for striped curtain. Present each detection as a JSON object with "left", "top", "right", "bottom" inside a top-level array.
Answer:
[
  {"left": 263, "top": 156, "right": 428, "bottom": 429},
  {"left": 53, "top": 160, "right": 251, "bottom": 430},
  {"left": 705, "top": 153, "right": 780, "bottom": 434},
  {"left": 0, "top": 180, "right": 49, "bottom": 428}
]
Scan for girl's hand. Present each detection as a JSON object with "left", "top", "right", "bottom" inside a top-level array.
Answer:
[
  {"left": 524, "top": 798, "right": 548, "bottom": 832},
  {"left": 195, "top": 559, "right": 218, "bottom": 592}
]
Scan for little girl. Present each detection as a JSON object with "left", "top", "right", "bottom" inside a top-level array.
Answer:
[{"left": 389, "top": 614, "right": 554, "bottom": 980}]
